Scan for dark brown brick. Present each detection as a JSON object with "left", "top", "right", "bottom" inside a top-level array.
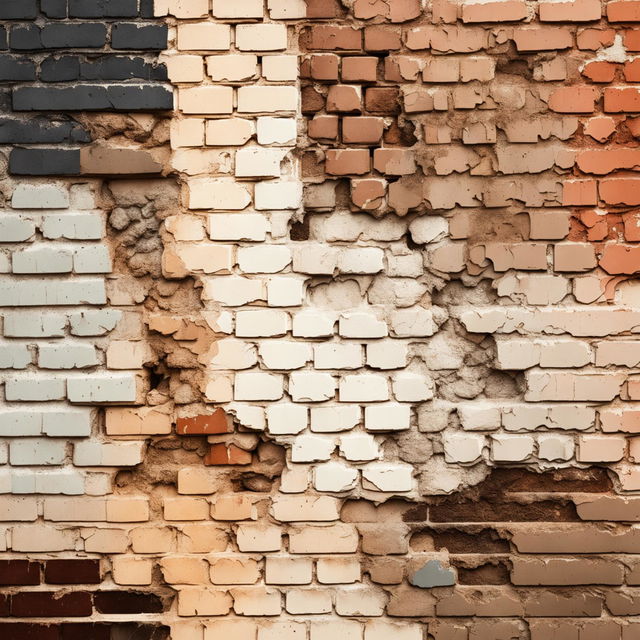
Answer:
[
  {"left": 61, "top": 623, "right": 109, "bottom": 640},
  {"left": 0, "top": 624, "right": 59, "bottom": 640},
  {"left": 44, "top": 559, "right": 101, "bottom": 584},
  {"left": 93, "top": 591, "right": 165, "bottom": 614},
  {"left": 0, "top": 559, "right": 40, "bottom": 585},
  {"left": 10, "top": 592, "right": 92, "bottom": 618}
]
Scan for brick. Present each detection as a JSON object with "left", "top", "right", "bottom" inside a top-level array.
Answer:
[{"left": 44, "top": 559, "right": 100, "bottom": 584}]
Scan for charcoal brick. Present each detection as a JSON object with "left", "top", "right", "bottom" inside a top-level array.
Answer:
[
  {"left": 40, "top": 56, "right": 81, "bottom": 82},
  {"left": 0, "top": 560, "right": 40, "bottom": 585},
  {"left": 80, "top": 56, "right": 167, "bottom": 81},
  {"left": 13, "top": 85, "right": 173, "bottom": 111},
  {"left": 41, "top": 24, "right": 108, "bottom": 48},
  {"left": 0, "top": 27, "right": 7, "bottom": 50},
  {"left": 139, "top": 0, "right": 155, "bottom": 18},
  {"left": 111, "top": 24, "right": 168, "bottom": 50},
  {"left": 9, "top": 148, "right": 81, "bottom": 176},
  {"left": 44, "top": 559, "right": 101, "bottom": 584},
  {"left": 0, "top": 117, "right": 89, "bottom": 143},
  {"left": 10, "top": 25, "right": 44, "bottom": 51},
  {"left": 0, "top": 0, "right": 38, "bottom": 19},
  {"left": 41, "top": 0, "right": 68, "bottom": 18},
  {"left": 0, "top": 55, "right": 37, "bottom": 81},
  {"left": 69, "top": 0, "right": 139, "bottom": 18}
]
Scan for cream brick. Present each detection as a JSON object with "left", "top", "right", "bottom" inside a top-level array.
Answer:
[
  {"left": 209, "top": 339, "right": 258, "bottom": 370},
  {"left": 131, "top": 527, "right": 174, "bottom": 553},
  {"left": 263, "top": 55, "right": 298, "bottom": 81},
  {"left": 236, "top": 310, "right": 289, "bottom": 337},
  {"left": 0, "top": 496, "right": 38, "bottom": 521},
  {"left": 266, "top": 403, "right": 308, "bottom": 435},
  {"left": 314, "top": 461, "right": 359, "bottom": 492},
  {"left": 234, "top": 372, "right": 284, "bottom": 400},
  {"left": 393, "top": 372, "right": 434, "bottom": 402},
  {"left": 268, "top": 0, "right": 307, "bottom": 19},
  {"left": 207, "top": 55, "right": 258, "bottom": 82},
  {"left": 340, "top": 374, "right": 389, "bottom": 402},
  {"left": 290, "top": 372, "right": 337, "bottom": 402},
  {"left": 204, "top": 276, "right": 263, "bottom": 306},
  {"left": 165, "top": 55, "right": 204, "bottom": 83},
  {"left": 83, "top": 528, "right": 129, "bottom": 553},
  {"left": 292, "top": 434, "right": 335, "bottom": 462},
  {"left": 339, "top": 433, "right": 380, "bottom": 462},
  {"left": 178, "top": 588, "right": 233, "bottom": 617},
  {"left": 236, "top": 25, "right": 288, "bottom": 52},
  {"left": 206, "top": 119, "right": 254, "bottom": 146},
  {"left": 161, "top": 556, "right": 209, "bottom": 585},
  {"left": 188, "top": 178, "right": 251, "bottom": 210},
  {"left": 178, "top": 24, "right": 232, "bottom": 51},
  {"left": 390, "top": 308, "right": 435, "bottom": 337},
  {"left": 538, "top": 434, "right": 575, "bottom": 461},
  {"left": 315, "top": 344, "right": 363, "bottom": 370},
  {"left": 491, "top": 434, "right": 535, "bottom": 462},
  {"left": 112, "top": 556, "right": 153, "bottom": 585},
  {"left": 366, "top": 341, "right": 408, "bottom": 369},
  {"left": 281, "top": 466, "right": 310, "bottom": 493},
  {"left": 231, "top": 588, "right": 281, "bottom": 616},
  {"left": 212, "top": 0, "right": 264, "bottom": 18},
  {"left": 311, "top": 405, "right": 361, "bottom": 433},
  {"left": 260, "top": 342, "right": 311, "bottom": 370},
  {"left": 236, "top": 148, "right": 287, "bottom": 178},
  {"left": 238, "top": 87, "right": 298, "bottom": 113},
  {"left": 257, "top": 117, "right": 297, "bottom": 145},
  {"left": 271, "top": 496, "right": 341, "bottom": 522},
  {"left": 577, "top": 435, "right": 626, "bottom": 462},
  {"left": 339, "top": 313, "right": 388, "bottom": 338},
  {"left": 164, "top": 497, "right": 210, "bottom": 521},
  {"left": 336, "top": 589, "right": 386, "bottom": 616},
  {"left": 292, "top": 310, "right": 336, "bottom": 337},
  {"left": 209, "top": 214, "right": 269, "bottom": 242},
  {"left": 286, "top": 589, "right": 332, "bottom": 614},
  {"left": 205, "top": 621, "right": 256, "bottom": 640},
  {"left": 365, "top": 622, "right": 422, "bottom": 640},
  {"left": 180, "top": 87, "right": 234, "bottom": 115},
  {"left": 237, "top": 524, "right": 282, "bottom": 552},
  {"left": 265, "top": 557, "right": 313, "bottom": 585},
  {"left": 443, "top": 433, "right": 485, "bottom": 463},
  {"left": 171, "top": 119, "right": 205, "bottom": 148},
  {"left": 339, "top": 248, "right": 385, "bottom": 274},
  {"left": 267, "top": 277, "right": 305, "bottom": 307},
  {"left": 238, "top": 246, "right": 291, "bottom": 273},
  {"left": 316, "top": 558, "right": 361, "bottom": 584},
  {"left": 155, "top": 0, "right": 209, "bottom": 17},
  {"left": 362, "top": 463, "right": 413, "bottom": 493},
  {"left": 12, "top": 525, "right": 76, "bottom": 551}
]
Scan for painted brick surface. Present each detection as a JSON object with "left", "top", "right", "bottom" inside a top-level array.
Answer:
[{"left": 1, "top": 0, "right": 640, "bottom": 639}]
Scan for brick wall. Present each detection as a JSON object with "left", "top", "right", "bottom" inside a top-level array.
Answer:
[{"left": 2, "top": 0, "right": 640, "bottom": 639}]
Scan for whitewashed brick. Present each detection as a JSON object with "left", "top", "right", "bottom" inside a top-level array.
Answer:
[
  {"left": 236, "top": 148, "right": 287, "bottom": 178},
  {"left": 293, "top": 246, "right": 338, "bottom": 275},
  {"left": 236, "top": 310, "right": 289, "bottom": 337},
  {"left": 208, "top": 214, "right": 269, "bottom": 242},
  {"left": 12, "top": 184, "right": 69, "bottom": 209},
  {"left": 67, "top": 374, "right": 137, "bottom": 403},
  {"left": 364, "top": 404, "right": 411, "bottom": 432},
  {"left": 73, "top": 441, "right": 145, "bottom": 466},
  {"left": 365, "top": 622, "right": 422, "bottom": 640},
  {"left": 315, "top": 344, "right": 363, "bottom": 370},
  {"left": 392, "top": 373, "right": 434, "bottom": 402},
  {"left": 443, "top": 433, "right": 485, "bottom": 463},
  {"left": 235, "top": 372, "right": 284, "bottom": 401},
  {"left": 43, "top": 410, "right": 92, "bottom": 437},
  {"left": 238, "top": 246, "right": 291, "bottom": 274},
  {"left": 339, "top": 434, "right": 380, "bottom": 462},
  {"left": 41, "top": 213, "right": 104, "bottom": 240},
  {"left": 338, "top": 248, "right": 384, "bottom": 274},
  {"left": 390, "top": 309, "right": 435, "bottom": 337},
  {"left": 266, "top": 404, "right": 308, "bottom": 435},
  {"left": 538, "top": 434, "right": 575, "bottom": 461},
  {"left": 0, "top": 411, "right": 42, "bottom": 436},
  {"left": 10, "top": 439, "right": 66, "bottom": 466},
  {"left": 0, "top": 278, "right": 106, "bottom": 306},
  {"left": 259, "top": 342, "right": 311, "bottom": 370},
  {"left": 339, "top": 313, "right": 388, "bottom": 339},
  {"left": 34, "top": 470, "right": 84, "bottom": 495},
  {"left": 254, "top": 181, "right": 302, "bottom": 210},
  {"left": 3, "top": 312, "right": 66, "bottom": 338},
  {"left": 74, "top": 245, "right": 112, "bottom": 273},
  {"left": 267, "top": 277, "right": 305, "bottom": 307},
  {"left": 459, "top": 404, "right": 502, "bottom": 431},
  {"left": 491, "top": 434, "right": 535, "bottom": 462},
  {"left": 366, "top": 341, "right": 408, "bottom": 369},
  {"left": 310, "top": 405, "right": 361, "bottom": 433},
  {"left": 292, "top": 310, "right": 335, "bottom": 337},
  {"left": 69, "top": 310, "right": 122, "bottom": 336},
  {"left": 236, "top": 25, "right": 288, "bottom": 52},
  {"left": 314, "top": 461, "right": 359, "bottom": 492},
  {"left": 0, "top": 215, "right": 36, "bottom": 242},
  {"left": 0, "top": 344, "right": 31, "bottom": 369},
  {"left": 204, "top": 276, "right": 263, "bottom": 306},
  {"left": 38, "top": 344, "right": 99, "bottom": 369},
  {"left": 292, "top": 435, "right": 335, "bottom": 462},
  {"left": 340, "top": 374, "right": 389, "bottom": 402},
  {"left": 257, "top": 117, "right": 297, "bottom": 145},
  {"left": 362, "top": 463, "right": 413, "bottom": 493},
  {"left": 12, "top": 247, "right": 72, "bottom": 274},
  {"left": 5, "top": 377, "right": 66, "bottom": 401},
  {"left": 290, "top": 372, "right": 337, "bottom": 402},
  {"left": 188, "top": 178, "right": 251, "bottom": 210}
]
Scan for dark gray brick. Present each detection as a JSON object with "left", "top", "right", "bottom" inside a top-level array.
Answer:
[
  {"left": 69, "top": 0, "right": 138, "bottom": 18},
  {"left": 9, "top": 26, "right": 43, "bottom": 51},
  {"left": 0, "top": 117, "right": 90, "bottom": 144},
  {"left": 40, "top": 56, "right": 81, "bottom": 82},
  {"left": 41, "top": 23, "right": 107, "bottom": 49},
  {"left": 111, "top": 24, "right": 168, "bottom": 51},
  {"left": 13, "top": 85, "right": 173, "bottom": 111},
  {"left": 79, "top": 56, "right": 167, "bottom": 81},
  {"left": 139, "top": 0, "right": 155, "bottom": 18},
  {"left": 0, "top": 56, "right": 37, "bottom": 81},
  {"left": 9, "top": 148, "right": 81, "bottom": 176},
  {"left": 41, "top": 0, "right": 68, "bottom": 18},
  {"left": 0, "top": 27, "right": 7, "bottom": 50},
  {"left": 0, "top": 0, "right": 38, "bottom": 20}
]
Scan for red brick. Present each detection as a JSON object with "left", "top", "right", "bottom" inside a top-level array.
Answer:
[
  {"left": 61, "top": 624, "right": 110, "bottom": 640},
  {"left": 600, "top": 178, "right": 640, "bottom": 204},
  {"left": 625, "top": 58, "right": 640, "bottom": 80},
  {"left": 623, "top": 211, "right": 640, "bottom": 240},
  {"left": 302, "top": 86, "right": 326, "bottom": 113},
  {"left": 373, "top": 148, "right": 416, "bottom": 175},
  {"left": 578, "top": 28, "right": 616, "bottom": 49},
  {"left": 176, "top": 409, "right": 231, "bottom": 435},
  {"left": 540, "top": 0, "right": 602, "bottom": 21},
  {"left": 93, "top": 591, "right": 165, "bottom": 614},
  {"left": 605, "top": 87, "right": 640, "bottom": 112},
  {"left": 549, "top": 86, "right": 599, "bottom": 113},
  {"left": 0, "top": 624, "right": 60, "bottom": 640},
  {"left": 351, "top": 178, "right": 387, "bottom": 210},
  {"left": 563, "top": 180, "right": 599, "bottom": 205},
  {"left": 310, "top": 54, "right": 340, "bottom": 81},
  {"left": 514, "top": 27, "right": 573, "bottom": 51},
  {"left": 204, "top": 443, "right": 253, "bottom": 466},
  {"left": 365, "top": 87, "right": 400, "bottom": 114},
  {"left": 327, "top": 85, "right": 362, "bottom": 112},
  {"left": 577, "top": 149, "right": 640, "bottom": 174},
  {"left": 608, "top": 0, "right": 640, "bottom": 21},
  {"left": 582, "top": 61, "right": 617, "bottom": 83},
  {"left": 308, "top": 115, "right": 340, "bottom": 140},
  {"left": 306, "top": 0, "right": 342, "bottom": 18},
  {"left": 625, "top": 28, "right": 640, "bottom": 49}
]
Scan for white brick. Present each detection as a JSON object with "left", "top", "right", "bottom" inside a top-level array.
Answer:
[
  {"left": 5, "top": 377, "right": 66, "bottom": 401},
  {"left": 259, "top": 341, "right": 311, "bottom": 370},
  {"left": 390, "top": 309, "right": 435, "bottom": 337},
  {"left": 254, "top": 181, "right": 302, "bottom": 210},
  {"left": 315, "top": 344, "right": 363, "bottom": 370},
  {"left": 236, "top": 148, "right": 287, "bottom": 178},
  {"left": 338, "top": 248, "right": 384, "bottom": 274},
  {"left": 12, "top": 247, "right": 72, "bottom": 274},
  {"left": 290, "top": 372, "right": 337, "bottom": 402},
  {"left": 392, "top": 373, "right": 434, "bottom": 402},
  {"left": 293, "top": 246, "right": 338, "bottom": 275},
  {"left": 339, "top": 434, "right": 380, "bottom": 462},
  {"left": 0, "top": 278, "right": 106, "bottom": 306},
  {"left": 491, "top": 434, "right": 535, "bottom": 462},
  {"left": 365, "top": 622, "right": 422, "bottom": 640},
  {"left": 268, "top": 0, "right": 307, "bottom": 19},
  {"left": 12, "top": 184, "right": 69, "bottom": 209},
  {"left": 257, "top": 117, "right": 297, "bottom": 145},
  {"left": 366, "top": 341, "right": 408, "bottom": 369},
  {"left": 43, "top": 410, "right": 92, "bottom": 437},
  {"left": 443, "top": 433, "right": 485, "bottom": 463},
  {"left": 0, "top": 344, "right": 31, "bottom": 369},
  {"left": 212, "top": 0, "right": 264, "bottom": 18},
  {"left": 69, "top": 309, "right": 122, "bottom": 336},
  {"left": 292, "top": 310, "right": 335, "bottom": 337},
  {"left": 155, "top": 0, "right": 209, "bottom": 17},
  {"left": 10, "top": 439, "right": 66, "bottom": 465},
  {"left": 236, "top": 310, "right": 289, "bottom": 337},
  {"left": 38, "top": 344, "right": 99, "bottom": 369},
  {"left": 67, "top": 373, "right": 137, "bottom": 403},
  {"left": 74, "top": 245, "right": 112, "bottom": 273},
  {"left": 73, "top": 441, "right": 144, "bottom": 466},
  {"left": 0, "top": 411, "right": 41, "bottom": 436},
  {"left": 177, "top": 23, "right": 231, "bottom": 51},
  {"left": 34, "top": 470, "right": 84, "bottom": 495},
  {"left": 292, "top": 435, "right": 335, "bottom": 462},
  {"left": 314, "top": 461, "right": 358, "bottom": 492},
  {"left": 238, "top": 246, "right": 291, "bottom": 273},
  {"left": 203, "top": 276, "right": 263, "bottom": 306},
  {"left": 267, "top": 277, "right": 305, "bottom": 307},
  {"left": 364, "top": 403, "right": 411, "bottom": 432},
  {"left": 41, "top": 213, "right": 104, "bottom": 240},
  {"left": 209, "top": 339, "right": 258, "bottom": 370},
  {"left": 208, "top": 213, "right": 269, "bottom": 242},
  {"left": 0, "top": 215, "right": 35, "bottom": 241},
  {"left": 362, "top": 463, "right": 413, "bottom": 493},
  {"left": 235, "top": 372, "right": 284, "bottom": 401},
  {"left": 236, "top": 24, "right": 288, "bottom": 51},
  {"left": 339, "top": 313, "right": 388, "bottom": 338},
  {"left": 340, "top": 374, "right": 389, "bottom": 402},
  {"left": 263, "top": 55, "right": 298, "bottom": 81},
  {"left": 266, "top": 403, "right": 308, "bottom": 435},
  {"left": 3, "top": 312, "right": 66, "bottom": 338},
  {"left": 310, "top": 405, "right": 361, "bottom": 433}
]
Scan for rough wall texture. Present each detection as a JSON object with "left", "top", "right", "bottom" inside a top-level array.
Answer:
[{"left": 2, "top": 0, "right": 640, "bottom": 639}]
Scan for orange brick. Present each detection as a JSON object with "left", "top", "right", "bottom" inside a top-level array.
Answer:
[
  {"left": 577, "top": 28, "right": 616, "bottom": 49},
  {"left": 540, "top": 0, "right": 602, "bottom": 21},
  {"left": 577, "top": 149, "right": 640, "bottom": 174},
  {"left": 548, "top": 86, "right": 599, "bottom": 113},
  {"left": 177, "top": 409, "right": 231, "bottom": 435},
  {"left": 605, "top": 87, "right": 640, "bottom": 112},
  {"left": 325, "top": 149, "right": 371, "bottom": 175},
  {"left": 600, "top": 178, "right": 640, "bottom": 204},
  {"left": 625, "top": 28, "right": 640, "bottom": 49},
  {"left": 205, "top": 444, "right": 252, "bottom": 466},
  {"left": 462, "top": 0, "right": 528, "bottom": 22},
  {"left": 600, "top": 245, "right": 640, "bottom": 274},
  {"left": 582, "top": 61, "right": 617, "bottom": 83},
  {"left": 514, "top": 28, "right": 573, "bottom": 51},
  {"left": 608, "top": 0, "right": 640, "bottom": 21},
  {"left": 562, "top": 180, "right": 599, "bottom": 205}
]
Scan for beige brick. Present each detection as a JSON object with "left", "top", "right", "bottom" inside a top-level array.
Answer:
[
  {"left": 155, "top": 0, "right": 209, "bottom": 18},
  {"left": 317, "top": 557, "right": 361, "bottom": 584},
  {"left": 206, "top": 118, "right": 254, "bottom": 146},
  {"left": 171, "top": 119, "right": 205, "bottom": 149},
  {"left": 180, "top": 87, "right": 234, "bottom": 115},
  {"left": 205, "top": 620, "right": 257, "bottom": 640},
  {"left": 161, "top": 556, "right": 210, "bottom": 585},
  {"left": 231, "top": 588, "right": 282, "bottom": 616},
  {"left": 177, "top": 24, "right": 232, "bottom": 51},
  {"left": 164, "top": 497, "right": 210, "bottom": 521},
  {"left": 237, "top": 524, "right": 282, "bottom": 552},
  {"left": 130, "top": 527, "right": 174, "bottom": 553},
  {"left": 178, "top": 588, "right": 233, "bottom": 616},
  {"left": 236, "top": 25, "right": 288, "bottom": 51},
  {"left": 310, "top": 621, "right": 363, "bottom": 640},
  {"left": 112, "top": 556, "right": 153, "bottom": 585},
  {"left": 212, "top": 0, "right": 264, "bottom": 18},
  {"left": 164, "top": 55, "right": 204, "bottom": 83},
  {"left": 210, "top": 558, "right": 261, "bottom": 585},
  {"left": 265, "top": 557, "right": 313, "bottom": 584},
  {"left": 208, "top": 55, "right": 258, "bottom": 82},
  {"left": 178, "top": 524, "right": 229, "bottom": 553}
]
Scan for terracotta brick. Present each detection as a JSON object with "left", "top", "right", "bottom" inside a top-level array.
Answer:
[
  {"left": 325, "top": 149, "right": 371, "bottom": 175},
  {"left": 310, "top": 54, "right": 340, "bottom": 81},
  {"left": 540, "top": 0, "right": 602, "bottom": 21},
  {"left": 365, "top": 87, "right": 400, "bottom": 113},
  {"left": 364, "top": 26, "right": 402, "bottom": 51},
  {"left": 342, "top": 116, "right": 384, "bottom": 144},
  {"left": 548, "top": 86, "right": 599, "bottom": 113},
  {"left": 462, "top": 0, "right": 528, "bottom": 22},
  {"left": 605, "top": 87, "right": 640, "bottom": 112},
  {"left": 578, "top": 28, "right": 616, "bottom": 49},
  {"left": 608, "top": 0, "right": 640, "bottom": 21},
  {"left": 205, "top": 444, "right": 253, "bottom": 466},
  {"left": 514, "top": 28, "right": 573, "bottom": 51},
  {"left": 327, "top": 85, "right": 362, "bottom": 112},
  {"left": 342, "top": 57, "right": 378, "bottom": 82},
  {"left": 582, "top": 61, "right": 617, "bottom": 83},
  {"left": 177, "top": 409, "right": 231, "bottom": 435},
  {"left": 308, "top": 26, "right": 362, "bottom": 50}
]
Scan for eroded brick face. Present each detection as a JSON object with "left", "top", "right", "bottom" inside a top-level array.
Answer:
[{"left": 2, "top": 0, "right": 640, "bottom": 639}]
